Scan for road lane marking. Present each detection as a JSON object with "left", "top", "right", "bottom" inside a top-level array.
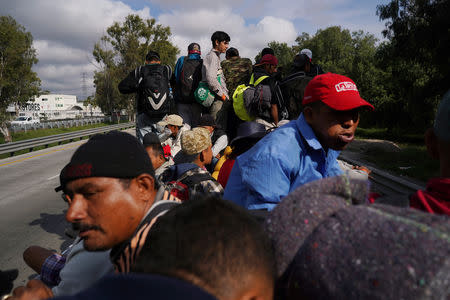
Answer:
[
  {"left": 0, "top": 142, "right": 84, "bottom": 167},
  {"left": 47, "top": 174, "right": 60, "bottom": 180}
]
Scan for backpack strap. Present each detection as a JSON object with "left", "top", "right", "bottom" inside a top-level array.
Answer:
[
  {"left": 249, "top": 74, "right": 269, "bottom": 86},
  {"left": 181, "top": 172, "right": 214, "bottom": 187},
  {"left": 280, "top": 71, "right": 306, "bottom": 86},
  {"left": 135, "top": 66, "right": 143, "bottom": 84},
  {"left": 254, "top": 75, "right": 269, "bottom": 86}
]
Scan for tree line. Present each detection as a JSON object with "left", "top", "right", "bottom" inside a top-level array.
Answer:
[{"left": 1, "top": 0, "right": 449, "bottom": 141}]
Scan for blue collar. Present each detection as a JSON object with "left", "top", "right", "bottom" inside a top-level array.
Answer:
[{"left": 296, "top": 113, "right": 325, "bottom": 151}]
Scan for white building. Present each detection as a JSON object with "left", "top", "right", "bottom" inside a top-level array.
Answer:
[{"left": 7, "top": 94, "right": 103, "bottom": 120}]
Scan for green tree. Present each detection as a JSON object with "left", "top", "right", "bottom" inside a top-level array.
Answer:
[
  {"left": 0, "top": 16, "right": 41, "bottom": 142},
  {"left": 254, "top": 41, "right": 296, "bottom": 76},
  {"left": 376, "top": 0, "right": 450, "bottom": 129},
  {"left": 93, "top": 14, "right": 179, "bottom": 119}
]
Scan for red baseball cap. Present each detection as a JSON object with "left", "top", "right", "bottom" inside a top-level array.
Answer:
[
  {"left": 302, "top": 73, "right": 374, "bottom": 111},
  {"left": 259, "top": 54, "right": 278, "bottom": 66}
]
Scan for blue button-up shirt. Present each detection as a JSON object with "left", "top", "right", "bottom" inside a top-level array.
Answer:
[{"left": 224, "top": 114, "right": 343, "bottom": 211}]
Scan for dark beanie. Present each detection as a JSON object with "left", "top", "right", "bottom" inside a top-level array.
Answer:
[
  {"left": 146, "top": 50, "right": 160, "bottom": 61},
  {"left": 188, "top": 43, "right": 201, "bottom": 55},
  {"left": 56, "top": 131, "right": 154, "bottom": 191},
  {"left": 143, "top": 132, "right": 161, "bottom": 147}
]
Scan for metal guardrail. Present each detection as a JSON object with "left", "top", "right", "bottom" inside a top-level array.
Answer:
[
  {"left": 0, "top": 123, "right": 135, "bottom": 156},
  {"left": 9, "top": 117, "right": 106, "bottom": 132},
  {"left": 339, "top": 153, "right": 425, "bottom": 196}
]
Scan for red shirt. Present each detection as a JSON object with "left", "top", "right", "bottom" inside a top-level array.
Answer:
[
  {"left": 410, "top": 177, "right": 450, "bottom": 216},
  {"left": 217, "top": 159, "right": 235, "bottom": 188}
]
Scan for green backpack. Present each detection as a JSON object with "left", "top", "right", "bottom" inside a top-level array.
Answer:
[
  {"left": 232, "top": 74, "right": 269, "bottom": 121},
  {"left": 194, "top": 75, "right": 222, "bottom": 108}
]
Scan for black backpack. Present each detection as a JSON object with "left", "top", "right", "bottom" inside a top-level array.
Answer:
[
  {"left": 138, "top": 64, "right": 173, "bottom": 115},
  {"left": 276, "top": 71, "right": 312, "bottom": 120},
  {"left": 178, "top": 57, "right": 203, "bottom": 104}
]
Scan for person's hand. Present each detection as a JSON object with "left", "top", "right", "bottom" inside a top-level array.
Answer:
[
  {"left": 8, "top": 280, "right": 53, "bottom": 300},
  {"left": 221, "top": 94, "right": 227, "bottom": 101}
]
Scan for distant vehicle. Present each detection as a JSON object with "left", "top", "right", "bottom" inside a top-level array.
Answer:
[{"left": 10, "top": 116, "right": 40, "bottom": 126}]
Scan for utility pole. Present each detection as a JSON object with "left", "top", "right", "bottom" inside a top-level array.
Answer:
[{"left": 81, "top": 72, "right": 88, "bottom": 101}]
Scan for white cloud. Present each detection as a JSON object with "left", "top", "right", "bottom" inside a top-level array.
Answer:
[
  {"left": 0, "top": 0, "right": 386, "bottom": 98},
  {"left": 34, "top": 40, "right": 91, "bottom": 65},
  {"left": 160, "top": 9, "right": 297, "bottom": 62},
  {"left": 1, "top": 0, "right": 152, "bottom": 98}
]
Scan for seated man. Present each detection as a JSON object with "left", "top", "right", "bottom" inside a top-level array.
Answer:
[
  {"left": 143, "top": 132, "right": 174, "bottom": 179},
  {"left": 131, "top": 197, "right": 275, "bottom": 300},
  {"left": 224, "top": 73, "right": 374, "bottom": 211},
  {"left": 9, "top": 131, "right": 180, "bottom": 300},
  {"left": 265, "top": 175, "right": 450, "bottom": 299},
  {"left": 198, "top": 114, "right": 228, "bottom": 159},
  {"left": 22, "top": 238, "right": 113, "bottom": 297},
  {"left": 18, "top": 198, "right": 275, "bottom": 300},
  {"left": 160, "top": 127, "right": 224, "bottom": 201},
  {"left": 158, "top": 114, "right": 189, "bottom": 157}
]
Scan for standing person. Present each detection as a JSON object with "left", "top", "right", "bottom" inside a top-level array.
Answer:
[
  {"left": 203, "top": 31, "right": 230, "bottom": 130},
  {"left": 118, "top": 50, "right": 173, "bottom": 143},
  {"left": 249, "top": 54, "right": 286, "bottom": 128},
  {"left": 221, "top": 47, "right": 252, "bottom": 139},
  {"left": 173, "top": 43, "right": 203, "bottom": 128},
  {"left": 221, "top": 47, "right": 252, "bottom": 98},
  {"left": 280, "top": 53, "right": 314, "bottom": 120},
  {"left": 224, "top": 73, "right": 374, "bottom": 211},
  {"left": 299, "top": 48, "right": 324, "bottom": 77}
]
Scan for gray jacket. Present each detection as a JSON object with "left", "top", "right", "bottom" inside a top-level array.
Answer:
[{"left": 202, "top": 49, "right": 228, "bottom": 99}]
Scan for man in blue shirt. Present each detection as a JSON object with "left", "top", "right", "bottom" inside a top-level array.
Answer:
[
  {"left": 173, "top": 43, "right": 203, "bottom": 128},
  {"left": 224, "top": 73, "right": 374, "bottom": 211}
]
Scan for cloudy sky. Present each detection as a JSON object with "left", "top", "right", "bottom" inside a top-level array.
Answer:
[{"left": 1, "top": 0, "right": 389, "bottom": 100}]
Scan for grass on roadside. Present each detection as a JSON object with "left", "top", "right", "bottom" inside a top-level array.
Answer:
[
  {"left": 0, "top": 123, "right": 113, "bottom": 144},
  {"left": 360, "top": 143, "right": 439, "bottom": 182},
  {"left": 355, "top": 127, "right": 439, "bottom": 182},
  {"left": 0, "top": 122, "right": 120, "bottom": 160},
  {"left": 0, "top": 137, "right": 91, "bottom": 160}
]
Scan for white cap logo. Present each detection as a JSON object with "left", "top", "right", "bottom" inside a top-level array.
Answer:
[{"left": 335, "top": 81, "right": 358, "bottom": 92}]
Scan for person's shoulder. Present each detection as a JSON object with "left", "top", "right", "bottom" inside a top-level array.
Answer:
[
  {"left": 240, "top": 57, "right": 252, "bottom": 64},
  {"left": 238, "top": 124, "right": 300, "bottom": 164}
]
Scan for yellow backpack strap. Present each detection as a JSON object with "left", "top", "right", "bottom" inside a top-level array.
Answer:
[
  {"left": 249, "top": 74, "right": 255, "bottom": 85},
  {"left": 254, "top": 75, "right": 269, "bottom": 86}
]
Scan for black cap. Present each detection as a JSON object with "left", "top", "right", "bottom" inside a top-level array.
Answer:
[
  {"left": 146, "top": 50, "right": 160, "bottom": 62},
  {"left": 143, "top": 132, "right": 161, "bottom": 147},
  {"left": 55, "top": 131, "right": 154, "bottom": 192},
  {"left": 230, "top": 122, "right": 267, "bottom": 145}
]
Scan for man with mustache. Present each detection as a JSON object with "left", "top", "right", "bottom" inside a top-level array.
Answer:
[
  {"left": 224, "top": 73, "right": 374, "bottom": 211},
  {"left": 8, "top": 131, "right": 179, "bottom": 300}
]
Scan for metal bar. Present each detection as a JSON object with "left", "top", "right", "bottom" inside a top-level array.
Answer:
[
  {"left": 339, "top": 153, "right": 425, "bottom": 196},
  {"left": 0, "top": 123, "right": 134, "bottom": 156}
]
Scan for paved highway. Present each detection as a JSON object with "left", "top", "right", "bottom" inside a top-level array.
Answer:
[
  {"left": 0, "top": 129, "right": 134, "bottom": 293},
  {"left": 0, "top": 141, "right": 84, "bottom": 291}
]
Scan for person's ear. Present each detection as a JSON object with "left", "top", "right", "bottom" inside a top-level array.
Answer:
[
  {"left": 199, "top": 151, "right": 205, "bottom": 162},
  {"left": 134, "top": 174, "right": 156, "bottom": 206},
  {"left": 303, "top": 106, "right": 314, "bottom": 123},
  {"left": 425, "top": 128, "right": 439, "bottom": 159}
]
